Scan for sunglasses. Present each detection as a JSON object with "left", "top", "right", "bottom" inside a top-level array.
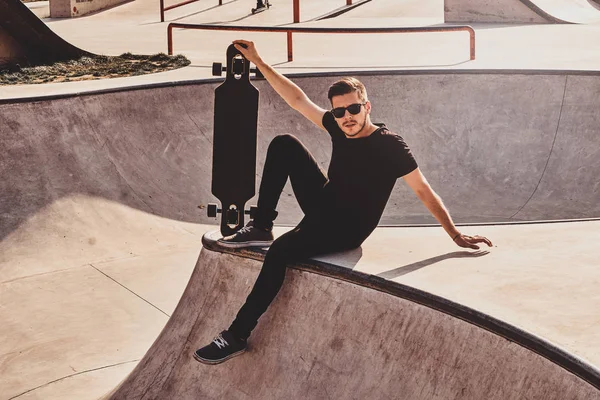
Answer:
[{"left": 331, "top": 103, "right": 365, "bottom": 119}]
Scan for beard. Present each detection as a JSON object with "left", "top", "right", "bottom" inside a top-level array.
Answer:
[{"left": 341, "top": 116, "right": 368, "bottom": 138}]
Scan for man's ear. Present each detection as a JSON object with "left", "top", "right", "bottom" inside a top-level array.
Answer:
[{"left": 365, "top": 100, "right": 371, "bottom": 114}]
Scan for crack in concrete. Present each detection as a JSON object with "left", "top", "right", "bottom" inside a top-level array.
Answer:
[
  {"left": 510, "top": 75, "right": 569, "bottom": 220},
  {"left": 7, "top": 360, "right": 139, "bottom": 400}
]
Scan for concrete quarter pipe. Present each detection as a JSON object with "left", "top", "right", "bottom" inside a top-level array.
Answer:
[
  {"left": 444, "top": 0, "right": 600, "bottom": 23},
  {"left": 104, "top": 233, "right": 600, "bottom": 399},
  {"left": 0, "top": 0, "right": 89, "bottom": 68},
  {"left": 3, "top": 71, "right": 600, "bottom": 240},
  {"left": 2, "top": 70, "right": 600, "bottom": 398}
]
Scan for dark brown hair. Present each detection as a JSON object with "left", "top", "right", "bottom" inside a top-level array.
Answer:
[{"left": 327, "top": 77, "right": 368, "bottom": 104}]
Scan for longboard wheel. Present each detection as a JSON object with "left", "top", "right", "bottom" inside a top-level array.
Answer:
[
  {"left": 212, "top": 62, "right": 223, "bottom": 76},
  {"left": 248, "top": 206, "right": 258, "bottom": 219},
  {"left": 207, "top": 203, "right": 219, "bottom": 217}
]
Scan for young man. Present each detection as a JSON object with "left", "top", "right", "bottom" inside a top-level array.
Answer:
[{"left": 193, "top": 40, "right": 492, "bottom": 365}]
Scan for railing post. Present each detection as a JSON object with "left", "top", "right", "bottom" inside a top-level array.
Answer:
[
  {"left": 287, "top": 31, "right": 293, "bottom": 61},
  {"left": 293, "top": 0, "right": 299, "bottom": 23},
  {"left": 347, "top": 0, "right": 351, "bottom": 5},
  {"left": 469, "top": 28, "right": 475, "bottom": 60},
  {"left": 219, "top": 0, "right": 222, "bottom": 4},
  {"left": 168, "top": 24, "right": 173, "bottom": 55},
  {"left": 160, "top": 0, "right": 165, "bottom": 22}
]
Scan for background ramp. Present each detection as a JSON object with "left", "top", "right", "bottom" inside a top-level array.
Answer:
[
  {"left": 444, "top": 0, "right": 600, "bottom": 24},
  {"left": 3, "top": 71, "right": 600, "bottom": 246},
  {"left": 3, "top": 71, "right": 600, "bottom": 398},
  {"left": 0, "top": 0, "right": 89, "bottom": 68},
  {"left": 106, "top": 236, "right": 600, "bottom": 399}
]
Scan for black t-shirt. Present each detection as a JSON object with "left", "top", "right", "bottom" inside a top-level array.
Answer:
[{"left": 316, "top": 112, "right": 418, "bottom": 243}]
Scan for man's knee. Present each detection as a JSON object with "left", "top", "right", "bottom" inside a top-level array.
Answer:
[
  {"left": 268, "top": 134, "right": 301, "bottom": 153},
  {"left": 265, "top": 236, "right": 289, "bottom": 259}
]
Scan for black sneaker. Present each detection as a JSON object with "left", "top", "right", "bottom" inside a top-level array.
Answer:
[
  {"left": 217, "top": 221, "right": 274, "bottom": 248},
  {"left": 193, "top": 331, "right": 247, "bottom": 365}
]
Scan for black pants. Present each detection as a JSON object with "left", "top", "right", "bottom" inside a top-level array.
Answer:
[{"left": 228, "top": 134, "right": 357, "bottom": 340}]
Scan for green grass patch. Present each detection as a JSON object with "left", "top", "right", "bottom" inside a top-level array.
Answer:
[{"left": 0, "top": 53, "right": 191, "bottom": 85}]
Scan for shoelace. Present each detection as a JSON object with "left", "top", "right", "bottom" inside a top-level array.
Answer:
[
  {"left": 212, "top": 334, "right": 229, "bottom": 349},
  {"left": 236, "top": 224, "right": 254, "bottom": 235}
]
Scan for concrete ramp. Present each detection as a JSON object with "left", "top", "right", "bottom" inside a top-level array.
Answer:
[
  {"left": 444, "top": 0, "right": 600, "bottom": 24},
  {"left": 3, "top": 71, "right": 600, "bottom": 398},
  {"left": 3, "top": 71, "right": 600, "bottom": 240},
  {"left": 0, "top": 0, "right": 89, "bottom": 68},
  {"left": 105, "top": 234, "right": 599, "bottom": 399}
]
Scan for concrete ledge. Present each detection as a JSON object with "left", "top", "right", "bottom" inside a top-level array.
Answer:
[
  {"left": 105, "top": 235, "right": 600, "bottom": 398},
  {"left": 50, "top": 0, "right": 130, "bottom": 18},
  {"left": 202, "top": 231, "right": 600, "bottom": 390}
]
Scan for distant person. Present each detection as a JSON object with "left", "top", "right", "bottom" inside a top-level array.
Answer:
[
  {"left": 193, "top": 39, "right": 493, "bottom": 365},
  {"left": 252, "top": 0, "right": 269, "bottom": 14}
]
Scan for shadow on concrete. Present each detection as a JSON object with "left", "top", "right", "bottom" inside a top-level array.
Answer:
[{"left": 377, "top": 250, "right": 489, "bottom": 279}]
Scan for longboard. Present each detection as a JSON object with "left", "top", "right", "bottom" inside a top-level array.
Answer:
[{"left": 208, "top": 44, "right": 261, "bottom": 237}]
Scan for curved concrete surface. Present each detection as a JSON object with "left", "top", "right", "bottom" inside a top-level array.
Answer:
[
  {"left": 2, "top": 71, "right": 600, "bottom": 398},
  {"left": 0, "top": 0, "right": 88, "bottom": 67},
  {"left": 105, "top": 237, "right": 599, "bottom": 399},
  {"left": 445, "top": 0, "right": 600, "bottom": 24},
  {"left": 3, "top": 71, "right": 600, "bottom": 248},
  {"left": 2, "top": 1, "right": 600, "bottom": 398}
]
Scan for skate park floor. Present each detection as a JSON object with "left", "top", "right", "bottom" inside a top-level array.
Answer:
[
  {"left": 3, "top": 0, "right": 600, "bottom": 99},
  {"left": 1, "top": 0, "right": 600, "bottom": 398}
]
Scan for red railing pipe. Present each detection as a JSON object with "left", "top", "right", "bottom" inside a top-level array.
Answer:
[
  {"left": 293, "top": 0, "right": 300, "bottom": 23},
  {"left": 167, "top": 23, "right": 476, "bottom": 62}
]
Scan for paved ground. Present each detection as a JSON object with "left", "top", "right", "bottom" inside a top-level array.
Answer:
[
  {"left": 3, "top": 0, "right": 600, "bottom": 100},
  {"left": 1, "top": 1, "right": 599, "bottom": 399}
]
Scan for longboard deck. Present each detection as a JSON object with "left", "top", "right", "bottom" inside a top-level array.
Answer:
[{"left": 211, "top": 44, "right": 259, "bottom": 236}]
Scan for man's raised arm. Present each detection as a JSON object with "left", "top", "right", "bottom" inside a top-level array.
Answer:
[{"left": 233, "top": 40, "right": 327, "bottom": 131}]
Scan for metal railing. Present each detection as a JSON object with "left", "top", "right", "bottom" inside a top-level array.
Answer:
[
  {"left": 294, "top": 0, "right": 356, "bottom": 23},
  {"left": 160, "top": 0, "right": 223, "bottom": 22},
  {"left": 161, "top": 0, "right": 359, "bottom": 24},
  {"left": 167, "top": 23, "right": 476, "bottom": 62}
]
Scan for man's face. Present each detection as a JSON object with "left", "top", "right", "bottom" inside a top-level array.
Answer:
[{"left": 330, "top": 92, "right": 371, "bottom": 138}]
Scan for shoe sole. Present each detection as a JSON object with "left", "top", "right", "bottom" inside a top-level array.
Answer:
[
  {"left": 193, "top": 348, "right": 246, "bottom": 365},
  {"left": 216, "top": 240, "right": 273, "bottom": 249}
]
